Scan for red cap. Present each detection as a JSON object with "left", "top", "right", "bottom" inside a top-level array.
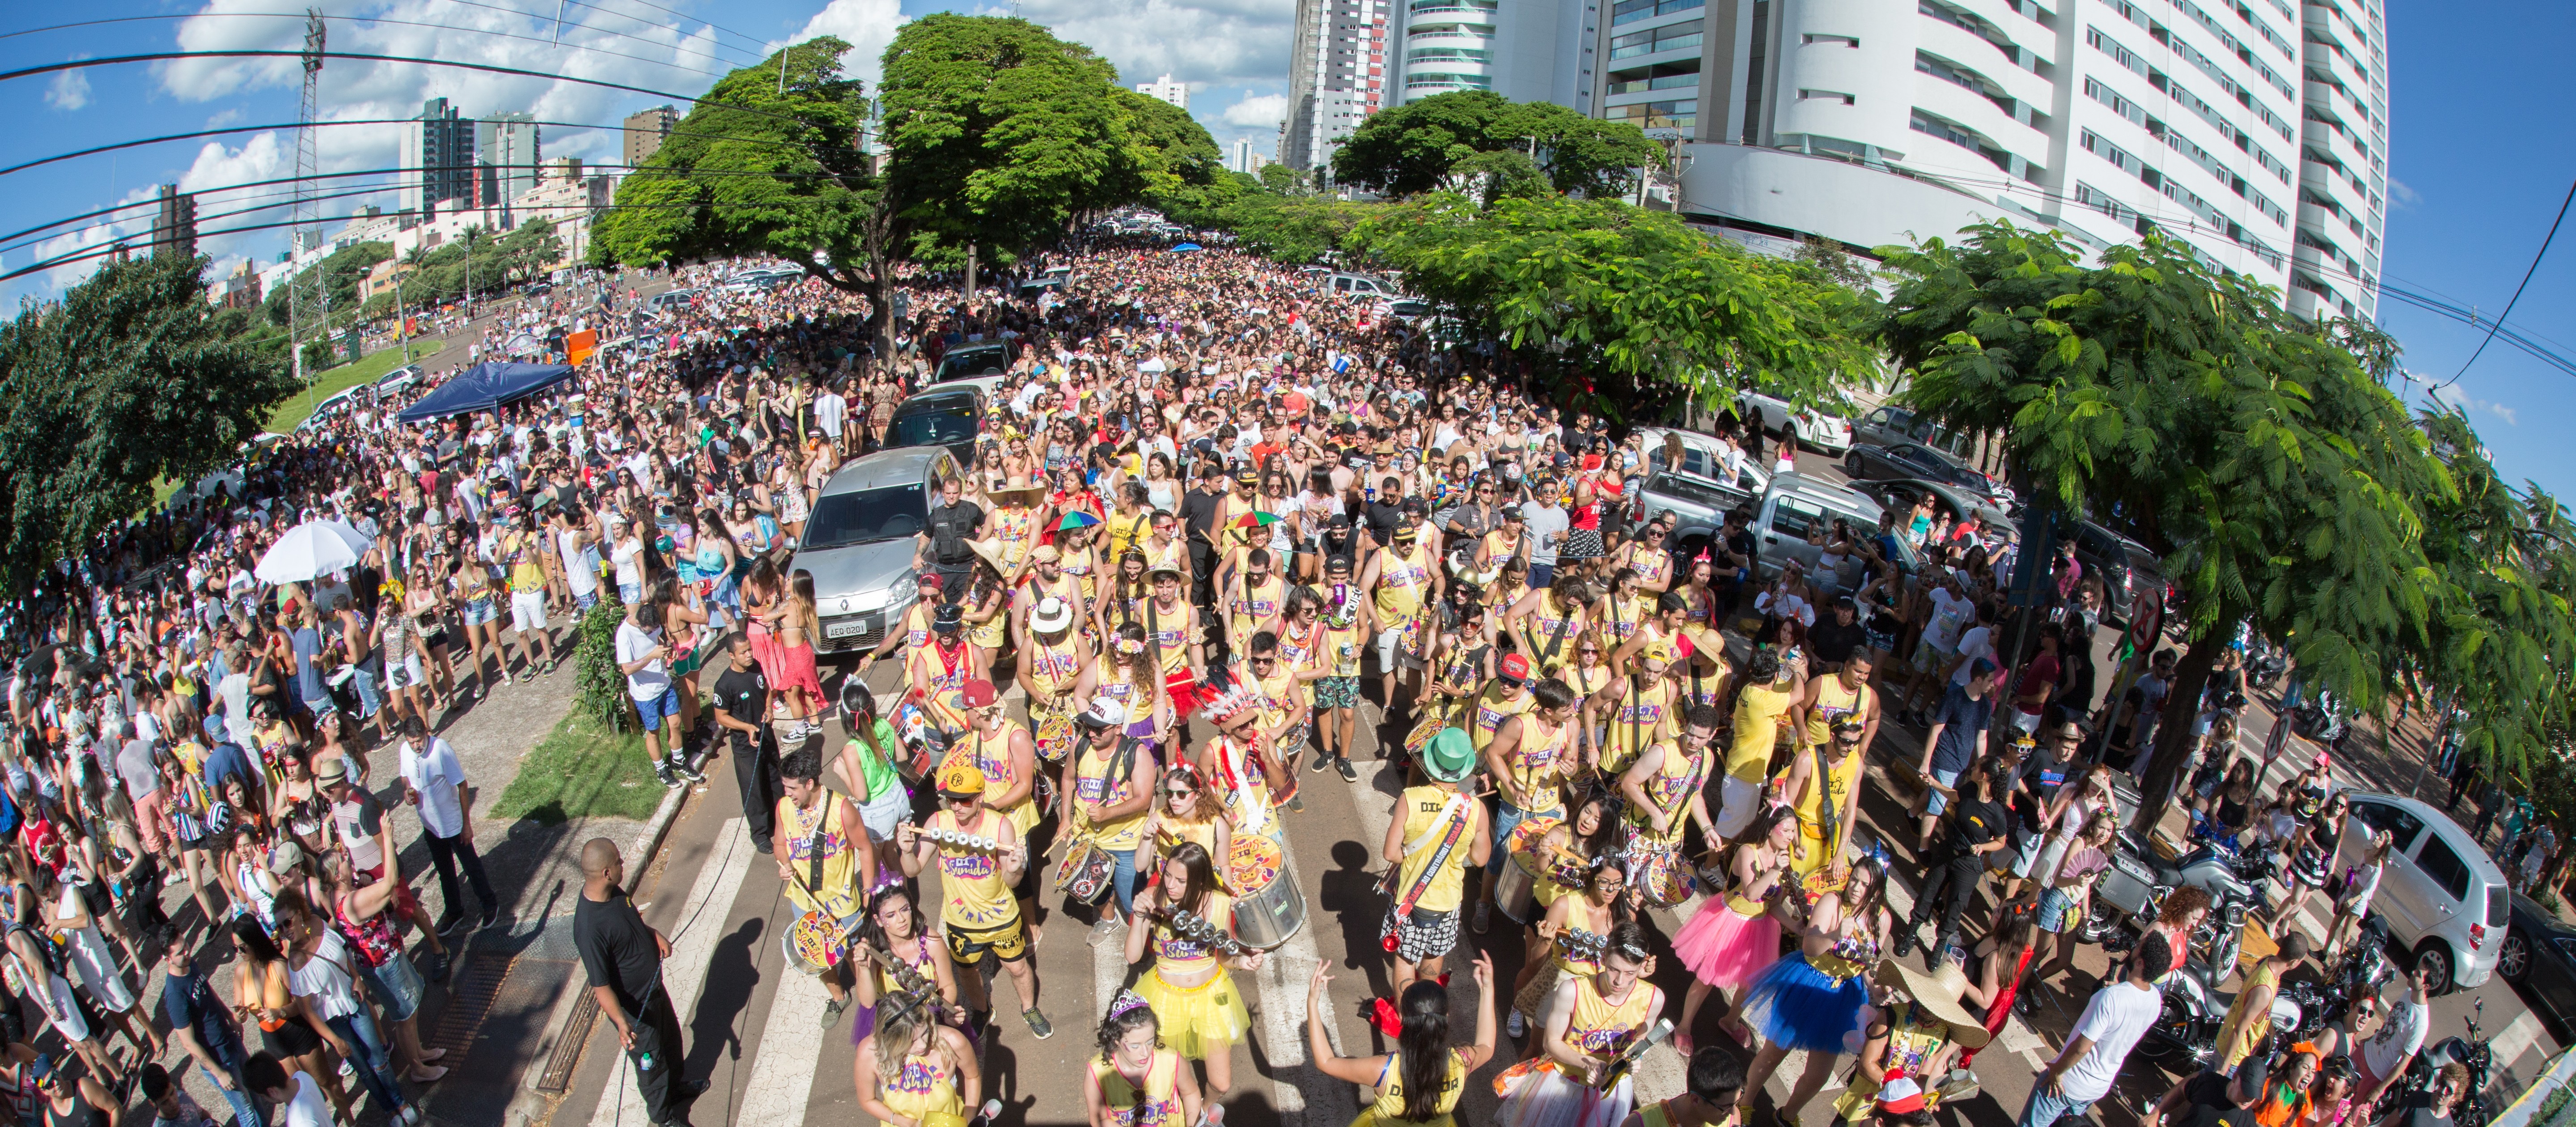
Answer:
[
  {"left": 960, "top": 679, "right": 998, "bottom": 708},
  {"left": 1500, "top": 653, "right": 1531, "bottom": 681}
]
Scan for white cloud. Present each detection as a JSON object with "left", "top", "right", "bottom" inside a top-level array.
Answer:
[
  {"left": 1222, "top": 92, "right": 1285, "bottom": 128},
  {"left": 44, "top": 70, "right": 89, "bottom": 112},
  {"left": 993, "top": 0, "right": 1296, "bottom": 93},
  {"left": 206, "top": 108, "right": 245, "bottom": 129},
  {"left": 2428, "top": 381, "right": 2518, "bottom": 426},
  {"left": 772, "top": 0, "right": 906, "bottom": 88},
  {"left": 2389, "top": 178, "right": 2420, "bottom": 209}
]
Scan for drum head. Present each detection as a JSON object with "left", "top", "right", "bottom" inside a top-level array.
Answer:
[
  {"left": 1506, "top": 815, "right": 1564, "bottom": 860},
  {"left": 1034, "top": 715, "right": 1078, "bottom": 763},
  {"left": 781, "top": 910, "right": 841, "bottom": 975},
  {"left": 1227, "top": 833, "right": 1285, "bottom": 893}
]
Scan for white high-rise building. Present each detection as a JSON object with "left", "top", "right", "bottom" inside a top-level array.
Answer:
[
  {"left": 1231, "top": 138, "right": 1274, "bottom": 175},
  {"left": 1570, "top": 0, "right": 2386, "bottom": 318},
  {"left": 1281, "top": 0, "right": 1393, "bottom": 172},
  {"left": 1387, "top": 0, "right": 1594, "bottom": 110},
  {"left": 1137, "top": 74, "right": 1190, "bottom": 110}
]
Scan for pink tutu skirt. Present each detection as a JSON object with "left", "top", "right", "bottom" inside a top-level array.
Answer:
[{"left": 1671, "top": 897, "right": 1781, "bottom": 989}]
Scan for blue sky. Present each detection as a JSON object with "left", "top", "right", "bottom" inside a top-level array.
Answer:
[{"left": 0, "top": 0, "right": 2563, "bottom": 503}]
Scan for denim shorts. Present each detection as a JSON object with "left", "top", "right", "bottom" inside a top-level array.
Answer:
[
  {"left": 462, "top": 597, "right": 497, "bottom": 626},
  {"left": 635, "top": 685, "right": 684, "bottom": 732},
  {"left": 1924, "top": 767, "right": 1962, "bottom": 816},
  {"left": 360, "top": 949, "right": 425, "bottom": 1023}
]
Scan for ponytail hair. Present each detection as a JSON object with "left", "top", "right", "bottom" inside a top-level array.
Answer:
[{"left": 1396, "top": 980, "right": 1452, "bottom": 1122}]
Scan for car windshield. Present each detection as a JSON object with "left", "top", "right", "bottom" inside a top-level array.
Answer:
[
  {"left": 888, "top": 407, "right": 976, "bottom": 449},
  {"left": 937, "top": 349, "right": 1008, "bottom": 379},
  {"left": 803, "top": 484, "right": 928, "bottom": 549}
]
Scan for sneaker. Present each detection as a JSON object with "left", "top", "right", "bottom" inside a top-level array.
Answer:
[
  {"left": 1471, "top": 900, "right": 1491, "bottom": 935},
  {"left": 1506, "top": 1008, "right": 1527, "bottom": 1038},
  {"left": 1310, "top": 748, "right": 1334, "bottom": 773},
  {"left": 422, "top": 950, "right": 451, "bottom": 984},
  {"left": 1088, "top": 917, "right": 1127, "bottom": 947},
  {"left": 1335, "top": 758, "right": 1359, "bottom": 783},
  {"left": 399, "top": 1106, "right": 422, "bottom": 1127},
  {"left": 1285, "top": 795, "right": 1305, "bottom": 813},
  {"left": 670, "top": 757, "right": 706, "bottom": 784},
  {"left": 680, "top": 1078, "right": 710, "bottom": 1101},
  {"left": 1023, "top": 1008, "right": 1053, "bottom": 1039},
  {"left": 656, "top": 765, "right": 682, "bottom": 788},
  {"left": 434, "top": 912, "right": 467, "bottom": 937},
  {"left": 478, "top": 905, "right": 501, "bottom": 931},
  {"left": 1931, "top": 932, "right": 1960, "bottom": 968},
  {"left": 821, "top": 996, "right": 852, "bottom": 1029}
]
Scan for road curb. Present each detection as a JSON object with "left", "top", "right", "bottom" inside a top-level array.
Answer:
[{"left": 497, "top": 780, "right": 694, "bottom": 1127}]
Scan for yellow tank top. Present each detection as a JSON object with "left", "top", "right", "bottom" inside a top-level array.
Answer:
[
  {"left": 2221, "top": 962, "right": 2281, "bottom": 1068},
  {"left": 1093, "top": 1051, "right": 1186, "bottom": 1127},
  {"left": 1144, "top": 599, "right": 1192, "bottom": 675},
  {"left": 1024, "top": 634, "right": 1085, "bottom": 698},
  {"left": 1323, "top": 620, "right": 1364, "bottom": 678},
  {"left": 1626, "top": 741, "right": 1709, "bottom": 844},
  {"left": 1095, "top": 657, "right": 1149, "bottom": 716},
  {"left": 1564, "top": 662, "right": 1611, "bottom": 703},
  {"left": 1255, "top": 665, "right": 1307, "bottom": 723},
  {"left": 1549, "top": 908, "right": 1612, "bottom": 976},
  {"left": 1632, "top": 549, "right": 1670, "bottom": 589},
  {"left": 877, "top": 1044, "right": 964, "bottom": 1123},
  {"left": 1374, "top": 546, "right": 1431, "bottom": 618},
  {"left": 1030, "top": 572, "right": 1083, "bottom": 619},
  {"left": 1470, "top": 685, "right": 1534, "bottom": 753},
  {"left": 1149, "top": 891, "right": 1234, "bottom": 976},
  {"left": 1727, "top": 682, "right": 1796, "bottom": 784},
  {"left": 902, "top": 603, "right": 935, "bottom": 650},
  {"left": 968, "top": 589, "right": 1008, "bottom": 650},
  {"left": 1482, "top": 528, "right": 1519, "bottom": 565},
  {"left": 1394, "top": 786, "right": 1475, "bottom": 913},
  {"left": 931, "top": 808, "right": 1019, "bottom": 930},
  {"left": 1146, "top": 537, "right": 1185, "bottom": 574},
  {"left": 1228, "top": 577, "right": 1285, "bottom": 649},
  {"left": 1153, "top": 817, "right": 1222, "bottom": 870},
  {"left": 1354, "top": 1049, "right": 1469, "bottom": 1127},
  {"left": 990, "top": 507, "right": 1037, "bottom": 572},
  {"left": 1805, "top": 676, "right": 1870, "bottom": 748},
  {"left": 1600, "top": 678, "right": 1674, "bottom": 778},
  {"left": 1505, "top": 713, "right": 1571, "bottom": 817},
  {"left": 1107, "top": 507, "right": 1150, "bottom": 559},
  {"left": 1790, "top": 749, "right": 1866, "bottom": 876},
  {"left": 1075, "top": 735, "right": 1148, "bottom": 852},
  {"left": 775, "top": 792, "right": 862, "bottom": 919},
  {"left": 1605, "top": 593, "right": 1652, "bottom": 644},
  {"left": 1562, "top": 975, "right": 1656, "bottom": 1061},
  {"left": 960, "top": 723, "right": 1039, "bottom": 836},
  {"left": 868, "top": 931, "right": 940, "bottom": 1000},
  {"left": 1526, "top": 599, "right": 1581, "bottom": 672},
  {"left": 1060, "top": 545, "right": 1098, "bottom": 602}
]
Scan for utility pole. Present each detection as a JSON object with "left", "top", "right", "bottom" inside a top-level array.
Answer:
[{"left": 289, "top": 8, "right": 325, "bottom": 389}]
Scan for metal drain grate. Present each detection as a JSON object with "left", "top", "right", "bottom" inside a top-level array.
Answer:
[
  {"left": 535, "top": 988, "right": 602, "bottom": 1093},
  {"left": 424, "top": 954, "right": 517, "bottom": 1059}
]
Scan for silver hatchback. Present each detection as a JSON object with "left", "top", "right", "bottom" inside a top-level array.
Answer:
[
  {"left": 2340, "top": 792, "right": 2512, "bottom": 994},
  {"left": 789, "top": 448, "right": 960, "bottom": 654}
]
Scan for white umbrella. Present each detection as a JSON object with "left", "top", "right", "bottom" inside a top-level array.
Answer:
[{"left": 253, "top": 520, "right": 375, "bottom": 585}]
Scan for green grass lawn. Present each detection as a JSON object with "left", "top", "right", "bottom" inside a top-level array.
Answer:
[
  {"left": 264, "top": 338, "right": 445, "bottom": 433},
  {"left": 489, "top": 707, "right": 674, "bottom": 825}
]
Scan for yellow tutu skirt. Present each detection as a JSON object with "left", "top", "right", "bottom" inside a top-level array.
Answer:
[{"left": 1135, "top": 965, "right": 1252, "bottom": 1060}]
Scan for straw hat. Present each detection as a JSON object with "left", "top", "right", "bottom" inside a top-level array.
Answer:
[
  {"left": 966, "top": 536, "right": 1010, "bottom": 573},
  {"left": 1870, "top": 959, "right": 1993, "bottom": 1048}
]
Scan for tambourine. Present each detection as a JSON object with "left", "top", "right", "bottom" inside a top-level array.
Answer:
[{"left": 916, "top": 826, "right": 1006, "bottom": 854}]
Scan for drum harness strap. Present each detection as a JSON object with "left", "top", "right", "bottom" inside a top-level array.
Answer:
[{"left": 1385, "top": 792, "right": 1473, "bottom": 937}]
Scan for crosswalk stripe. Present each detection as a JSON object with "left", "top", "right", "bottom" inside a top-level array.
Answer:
[
  {"left": 587, "top": 819, "right": 758, "bottom": 1127},
  {"left": 1248, "top": 873, "right": 1361, "bottom": 1127},
  {"left": 736, "top": 928, "right": 835, "bottom": 1125}
]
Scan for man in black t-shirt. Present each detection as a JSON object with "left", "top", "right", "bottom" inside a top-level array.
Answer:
[
  {"left": 710, "top": 633, "right": 784, "bottom": 854},
  {"left": 915, "top": 476, "right": 985, "bottom": 597},
  {"left": 576, "top": 838, "right": 705, "bottom": 1127},
  {"left": 1894, "top": 752, "right": 2011, "bottom": 961},
  {"left": 2143, "top": 1057, "right": 2265, "bottom": 1127},
  {"left": 1809, "top": 597, "right": 1868, "bottom": 670}
]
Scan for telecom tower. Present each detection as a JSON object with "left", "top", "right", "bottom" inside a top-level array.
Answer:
[{"left": 289, "top": 9, "right": 327, "bottom": 384}]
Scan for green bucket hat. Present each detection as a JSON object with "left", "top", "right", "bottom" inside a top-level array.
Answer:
[{"left": 1423, "top": 727, "right": 1476, "bottom": 784}]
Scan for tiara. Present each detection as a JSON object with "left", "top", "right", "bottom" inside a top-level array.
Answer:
[{"left": 1107, "top": 989, "right": 1152, "bottom": 1020}]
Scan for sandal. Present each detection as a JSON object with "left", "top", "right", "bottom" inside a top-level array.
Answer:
[{"left": 1672, "top": 1030, "right": 1696, "bottom": 1057}]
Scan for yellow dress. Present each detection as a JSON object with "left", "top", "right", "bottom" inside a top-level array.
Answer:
[
  {"left": 1133, "top": 892, "right": 1252, "bottom": 1059},
  {"left": 1093, "top": 1050, "right": 1188, "bottom": 1127},
  {"left": 1789, "top": 748, "right": 1865, "bottom": 876},
  {"left": 876, "top": 1043, "right": 964, "bottom": 1126},
  {"left": 1351, "top": 1049, "right": 1470, "bottom": 1127}
]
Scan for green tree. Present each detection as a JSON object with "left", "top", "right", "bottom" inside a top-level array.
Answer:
[
  {"left": 0, "top": 253, "right": 295, "bottom": 595},
  {"left": 880, "top": 15, "right": 1128, "bottom": 272},
  {"left": 1212, "top": 196, "right": 1381, "bottom": 264},
  {"left": 1256, "top": 162, "right": 1306, "bottom": 196},
  {"left": 1875, "top": 221, "right": 2457, "bottom": 824},
  {"left": 1348, "top": 193, "right": 1873, "bottom": 419},
  {"left": 1448, "top": 149, "right": 1547, "bottom": 206},
  {"left": 1108, "top": 87, "right": 1228, "bottom": 218},
  {"left": 1330, "top": 91, "right": 1657, "bottom": 199},
  {"left": 262, "top": 240, "right": 391, "bottom": 329},
  {"left": 498, "top": 219, "right": 565, "bottom": 283}
]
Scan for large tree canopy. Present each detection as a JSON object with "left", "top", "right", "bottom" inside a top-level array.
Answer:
[
  {"left": 587, "top": 38, "right": 874, "bottom": 290},
  {"left": 1875, "top": 220, "right": 2571, "bottom": 816},
  {"left": 1107, "top": 86, "right": 1230, "bottom": 218},
  {"left": 1330, "top": 91, "right": 1659, "bottom": 199},
  {"left": 0, "top": 253, "right": 295, "bottom": 595},
  {"left": 1349, "top": 193, "right": 1875, "bottom": 419}
]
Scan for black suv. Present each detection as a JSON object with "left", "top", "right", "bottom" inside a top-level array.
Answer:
[
  {"left": 2067, "top": 519, "right": 2165, "bottom": 628},
  {"left": 884, "top": 386, "right": 985, "bottom": 465}
]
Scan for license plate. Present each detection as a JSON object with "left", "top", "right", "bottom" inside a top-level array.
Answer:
[{"left": 826, "top": 620, "right": 870, "bottom": 639}]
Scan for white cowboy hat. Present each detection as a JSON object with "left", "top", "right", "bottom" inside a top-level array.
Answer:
[
  {"left": 1871, "top": 959, "right": 1993, "bottom": 1048},
  {"left": 1030, "top": 595, "right": 1076, "bottom": 634}
]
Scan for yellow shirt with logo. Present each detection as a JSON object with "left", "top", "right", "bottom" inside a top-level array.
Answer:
[
  {"left": 1074, "top": 735, "right": 1148, "bottom": 852},
  {"left": 1394, "top": 785, "right": 1476, "bottom": 913},
  {"left": 930, "top": 808, "right": 1019, "bottom": 930}
]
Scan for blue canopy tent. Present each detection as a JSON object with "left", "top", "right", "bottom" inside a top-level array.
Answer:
[
  {"left": 394, "top": 362, "right": 576, "bottom": 423},
  {"left": 1170, "top": 242, "right": 1203, "bottom": 252}
]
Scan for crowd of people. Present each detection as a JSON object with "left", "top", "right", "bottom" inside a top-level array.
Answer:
[{"left": 0, "top": 225, "right": 2488, "bottom": 1127}]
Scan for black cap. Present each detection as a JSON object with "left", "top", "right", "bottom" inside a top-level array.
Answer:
[{"left": 932, "top": 604, "right": 964, "bottom": 632}]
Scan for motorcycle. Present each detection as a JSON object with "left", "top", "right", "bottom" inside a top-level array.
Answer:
[
  {"left": 2085, "top": 833, "right": 2284, "bottom": 1065},
  {"left": 2248, "top": 644, "right": 2288, "bottom": 692},
  {"left": 2398, "top": 997, "right": 2495, "bottom": 1127}
]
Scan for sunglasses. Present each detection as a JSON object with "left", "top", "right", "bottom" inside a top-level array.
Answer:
[{"left": 1164, "top": 787, "right": 1197, "bottom": 797}]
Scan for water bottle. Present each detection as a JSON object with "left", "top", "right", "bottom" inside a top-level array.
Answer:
[{"left": 636, "top": 1049, "right": 657, "bottom": 1073}]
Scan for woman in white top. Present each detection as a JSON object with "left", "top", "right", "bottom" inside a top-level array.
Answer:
[
  {"left": 42, "top": 863, "right": 161, "bottom": 1059},
  {"left": 609, "top": 517, "right": 647, "bottom": 605},
  {"left": 276, "top": 888, "right": 418, "bottom": 1126}
]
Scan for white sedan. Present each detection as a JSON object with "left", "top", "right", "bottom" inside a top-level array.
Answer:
[{"left": 1735, "top": 390, "right": 1855, "bottom": 455}]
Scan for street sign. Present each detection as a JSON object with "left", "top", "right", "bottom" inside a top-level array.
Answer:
[{"left": 2007, "top": 508, "right": 2061, "bottom": 607}]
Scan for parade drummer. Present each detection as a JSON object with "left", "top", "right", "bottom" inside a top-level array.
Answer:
[
  {"left": 845, "top": 884, "right": 962, "bottom": 1051},
  {"left": 1358, "top": 518, "right": 1441, "bottom": 726},
  {"left": 1011, "top": 595, "right": 1095, "bottom": 769},
  {"left": 897, "top": 761, "right": 1052, "bottom": 1042},
  {"left": 950, "top": 678, "right": 1043, "bottom": 925},
  {"left": 1012, "top": 545, "right": 1088, "bottom": 641},
  {"left": 1193, "top": 678, "right": 1295, "bottom": 839},
  {"left": 1618, "top": 703, "right": 1721, "bottom": 911},
  {"left": 1123, "top": 842, "right": 1268, "bottom": 1097},
  {"left": 1141, "top": 562, "right": 1206, "bottom": 724},
  {"left": 1139, "top": 763, "right": 1233, "bottom": 890},
  {"left": 1063, "top": 697, "right": 1159, "bottom": 921},
  {"left": 1585, "top": 636, "right": 1679, "bottom": 780},
  {"left": 905, "top": 603, "right": 983, "bottom": 736},
  {"left": 1782, "top": 717, "right": 1870, "bottom": 877},
  {"left": 1241, "top": 632, "right": 1318, "bottom": 785},
  {"left": 1221, "top": 547, "right": 1287, "bottom": 662},
  {"left": 1830, "top": 961, "right": 1991, "bottom": 1123},
  {"left": 775, "top": 745, "right": 875, "bottom": 1030},
  {"left": 1475, "top": 677, "right": 1579, "bottom": 935},
  {"left": 1492, "top": 919, "right": 1665, "bottom": 1127},
  {"left": 1467, "top": 653, "right": 1536, "bottom": 755},
  {"left": 1383, "top": 729, "right": 1491, "bottom": 999}
]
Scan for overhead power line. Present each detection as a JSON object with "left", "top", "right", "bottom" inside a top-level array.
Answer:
[
  {"left": 0, "top": 10, "right": 735, "bottom": 76},
  {"left": 2435, "top": 174, "right": 2576, "bottom": 391}
]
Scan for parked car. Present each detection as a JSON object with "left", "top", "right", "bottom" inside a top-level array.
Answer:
[
  {"left": 1851, "top": 404, "right": 1979, "bottom": 462},
  {"left": 1849, "top": 478, "right": 2012, "bottom": 540},
  {"left": 1328, "top": 273, "right": 1403, "bottom": 298},
  {"left": 2067, "top": 519, "right": 2167, "bottom": 629},
  {"left": 2341, "top": 792, "right": 2512, "bottom": 994},
  {"left": 299, "top": 386, "right": 371, "bottom": 431},
  {"left": 2497, "top": 890, "right": 2576, "bottom": 1033},
  {"left": 883, "top": 385, "right": 986, "bottom": 464},
  {"left": 931, "top": 341, "right": 1014, "bottom": 385},
  {"left": 1843, "top": 440, "right": 2006, "bottom": 507},
  {"left": 643, "top": 288, "right": 699, "bottom": 314},
  {"left": 1735, "top": 390, "right": 1855, "bottom": 455},
  {"left": 373, "top": 364, "right": 424, "bottom": 395},
  {"left": 1631, "top": 426, "right": 1769, "bottom": 553},
  {"left": 791, "top": 448, "right": 960, "bottom": 655},
  {"left": 1749, "top": 473, "right": 1898, "bottom": 583}
]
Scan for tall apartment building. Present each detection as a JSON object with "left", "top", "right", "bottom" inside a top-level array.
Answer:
[
  {"left": 1137, "top": 74, "right": 1190, "bottom": 110},
  {"left": 477, "top": 112, "right": 542, "bottom": 209},
  {"left": 1388, "top": 0, "right": 1595, "bottom": 110},
  {"left": 1280, "top": 0, "right": 1392, "bottom": 173},
  {"left": 1565, "top": 0, "right": 2384, "bottom": 318},
  {"left": 623, "top": 105, "right": 678, "bottom": 168},
  {"left": 401, "top": 97, "right": 478, "bottom": 216},
  {"left": 1230, "top": 138, "right": 1275, "bottom": 174},
  {"left": 149, "top": 184, "right": 197, "bottom": 261}
]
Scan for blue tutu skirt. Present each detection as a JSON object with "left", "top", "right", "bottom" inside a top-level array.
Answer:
[{"left": 1737, "top": 952, "right": 1869, "bottom": 1054}]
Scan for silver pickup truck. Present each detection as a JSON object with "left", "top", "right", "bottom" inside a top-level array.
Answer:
[{"left": 1635, "top": 432, "right": 1909, "bottom": 588}]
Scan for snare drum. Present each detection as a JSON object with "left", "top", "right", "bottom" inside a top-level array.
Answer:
[
  {"left": 888, "top": 699, "right": 947, "bottom": 780},
  {"left": 780, "top": 909, "right": 849, "bottom": 975},
  {"left": 1226, "top": 833, "right": 1306, "bottom": 949},
  {"left": 1055, "top": 841, "right": 1115, "bottom": 905},
  {"left": 1402, "top": 716, "right": 1447, "bottom": 760},
  {"left": 1032, "top": 713, "right": 1079, "bottom": 766}
]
